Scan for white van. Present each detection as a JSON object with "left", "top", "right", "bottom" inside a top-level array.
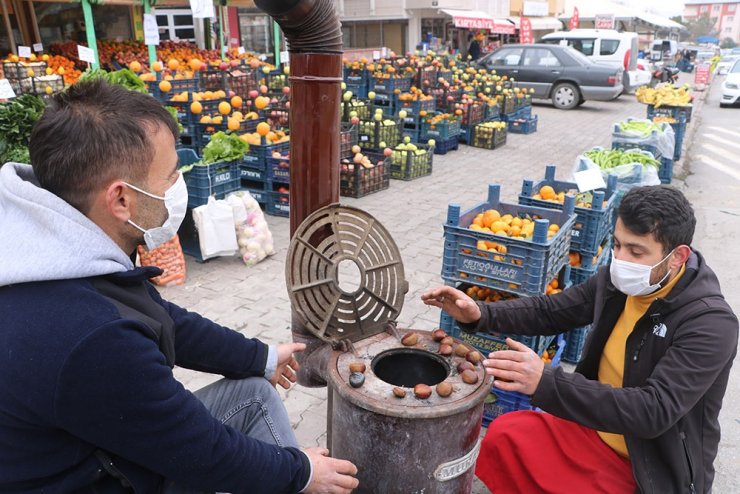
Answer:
[
  {"left": 650, "top": 39, "right": 679, "bottom": 63},
  {"left": 540, "top": 29, "right": 650, "bottom": 92}
]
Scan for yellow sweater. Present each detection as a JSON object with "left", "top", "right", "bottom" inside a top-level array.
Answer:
[{"left": 597, "top": 264, "right": 685, "bottom": 457}]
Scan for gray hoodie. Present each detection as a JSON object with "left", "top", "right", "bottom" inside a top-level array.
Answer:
[{"left": 0, "top": 162, "right": 133, "bottom": 287}]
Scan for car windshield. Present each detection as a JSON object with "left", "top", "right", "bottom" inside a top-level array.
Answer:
[
  {"left": 562, "top": 46, "right": 593, "bottom": 65},
  {"left": 731, "top": 60, "right": 740, "bottom": 74}
]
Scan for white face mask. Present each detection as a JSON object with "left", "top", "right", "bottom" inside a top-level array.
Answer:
[
  {"left": 124, "top": 173, "right": 188, "bottom": 251},
  {"left": 609, "top": 249, "right": 674, "bottom": 297}
]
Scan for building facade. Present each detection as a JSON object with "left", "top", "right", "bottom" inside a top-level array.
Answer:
[{"left": 683, "top": 0, "right": 740, "bottom": 43}]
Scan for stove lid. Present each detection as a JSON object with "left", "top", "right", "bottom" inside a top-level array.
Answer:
[{"left": 286, "top": 204, "right": 408, "bottom": 345}]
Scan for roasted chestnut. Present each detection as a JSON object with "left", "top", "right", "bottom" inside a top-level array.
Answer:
[
  {"left": 414, "top": 383, "right": 432, "bottom": 399},
  {"left": 401, "top": 332, "right": 419, "bottom": 346},
  {"left": 436, "top": 381, "right": 453, "bottom": 398}
]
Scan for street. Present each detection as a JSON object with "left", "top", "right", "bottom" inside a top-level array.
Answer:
[{"left": 159, "top": 76, "right": 740, "bottom": 492}]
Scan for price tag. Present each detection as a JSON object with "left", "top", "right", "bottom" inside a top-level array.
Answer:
[
  {"left": 372, "top": 50, "right": 380, "bottom": 60},
  {"left": 238, "top": 46, "right": 245, "bottom": 55},
  {"left": 33, "top": 43, "right": 44, "bottom": 53},
  {"left": 360, "top": 135, "right": 369, "bottom": 142},
  {"left": 0, "top": 79, "right": 17, "bottom": 99},
  {"left": 280, "top": 50, "right": 289, "bottom": 64},
  {"left": 574, "top": 168, "right": 607, "bottom": 192},
  {"left": 143, "top": 14, "right": 160, "bottom": 45},
  {"left": 18, "top": 46, "right": 31, "bottom": 58},
  {"left": 77, "top": 45, "right": 96, "bottom": 64}
]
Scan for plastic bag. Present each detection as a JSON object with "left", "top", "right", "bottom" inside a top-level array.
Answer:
[
  {"left": 193, "top": 196, "right": 239, "bottom": 260},
  {"left": 137, "top": 235, "right": 187, "bottom": 286},
  {"left": 611, "top": 118, "right": 675, "bottom": 159},
  {"left": 573, "top": 147, "right": 660, "bottom": 197},
  {"left": 227, "top": 191, "right": 275, "bottom": 266}
]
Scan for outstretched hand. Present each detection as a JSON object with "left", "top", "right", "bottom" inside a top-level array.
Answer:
[
  {"left": 303, "top": 447, "right": 359, "bottom": 494},
  {"left": 270, "top": 343, "right": 305, "bottom": 389},
  {"left": 421, "top": 285, "right": 481, "bottom": 324},
  {"left": 483, "top": 338, "right": 545, "bottom": 396}
]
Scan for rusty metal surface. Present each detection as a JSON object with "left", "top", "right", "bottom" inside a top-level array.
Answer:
[{"left": 286, "top": 205, "right": 408, "bottom": 345}]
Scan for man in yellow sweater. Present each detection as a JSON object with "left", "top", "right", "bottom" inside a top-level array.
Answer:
[{"left": 423, "top": 185, "right": 738, "bottom": 493}]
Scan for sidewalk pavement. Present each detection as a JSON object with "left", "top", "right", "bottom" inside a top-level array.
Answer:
[{"left": 158, "top": 83, "right": 738, "bottom": 491}]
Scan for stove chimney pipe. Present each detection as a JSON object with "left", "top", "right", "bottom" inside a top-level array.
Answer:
[{"left": 254, "top": 0, "right": 342, "bottom": 386}]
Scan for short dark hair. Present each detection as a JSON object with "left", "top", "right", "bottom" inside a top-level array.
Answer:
[
  {"left": 617, "top": 185, "right": 696, "bottom": 253},
  {"left": 30, "top": 79, "right": 179, "bottom": 213}
]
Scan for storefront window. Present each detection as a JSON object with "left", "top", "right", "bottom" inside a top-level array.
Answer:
[
  {"left": 238, "top": 13, "right": 273, "bottom": 54},
  {"left": 421, "top": 18, "right": 445, "bottom": 43},
  {"left": 33, "top": 3, "right": 132, "bottom": 46}
]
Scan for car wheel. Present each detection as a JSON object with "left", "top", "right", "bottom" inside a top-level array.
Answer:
[{"left": 552, "top": 83, "right": 580, "bottom": 110}]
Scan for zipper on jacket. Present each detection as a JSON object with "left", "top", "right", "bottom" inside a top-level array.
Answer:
[
  {"left": 632, "top": 313, "right": 661, "bottom": 362},
  {"left": 680, "top": 432, "right": 696, "bottom": 494}
]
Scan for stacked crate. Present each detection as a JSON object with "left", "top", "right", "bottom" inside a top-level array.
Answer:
[
  {"left": 394, "top": 92, "right": 436, "bottom": 142},
  {"left": 611, "top": 118, "right": 676, "bottom": 184},
  {"left": 519, "top": 165, "right": 618, "bottom": 363},
  {"left": 420, "top": 112, "right": 462, "bottom": 155},
  {"left": 238, "top": 136, "right": 291, "bottom": 214}
]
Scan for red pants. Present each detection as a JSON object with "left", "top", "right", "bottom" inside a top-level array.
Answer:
[{"left": 476, "top": 411, "right": 637, "bottom": 494}]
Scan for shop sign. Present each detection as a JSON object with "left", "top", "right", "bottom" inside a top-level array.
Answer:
[
  {"left": 595, "top": 14, "right": 615, "bottom": 29},
  {"left": 523, "top": 1, "right": 549, "bottom": 17},
  {"left": 520, "top": 17, "right": 533, "bottom": 44},
  {"left": 569, "top": 7, "right": 579, "bottom": 30}
]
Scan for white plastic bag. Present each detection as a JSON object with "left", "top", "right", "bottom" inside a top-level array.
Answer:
[
  {"left": 193, "top": 196, "right": 238, "bottom": 260},
  {"left": 572, "top": 147, "right": 660, "bottom": 197},
  {"left": 227, "top": 191, "right": 275, "bottom": 267},
  {"left": 611, "top": 118, "right": 676, "bottom": 159}
]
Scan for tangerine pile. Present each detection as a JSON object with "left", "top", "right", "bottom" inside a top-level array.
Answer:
[
  {"left": 533, "top": 185, "right": 607, "bottom": 209},
  {"left": 469, "top": 208, "right": 560, "bottom": 241}
]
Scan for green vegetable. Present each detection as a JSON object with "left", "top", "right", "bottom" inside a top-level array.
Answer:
[
  {"left": 0, "top": 95, "right": 45, "bottom": 166},
  {"left": 165, "top": 106, "right": 185, "bottom": 134},
  {"left": 78, "top": 68, "right": 147, "bottom": 93},
  {"left": 617, "top": 119, "right": 663, "bottom": 138},
  {"left": 196, "top": 131, "right": 249, "bottom": 166},
  {"left": 583, "top": 148, "right": 660, "bottom": 170}
]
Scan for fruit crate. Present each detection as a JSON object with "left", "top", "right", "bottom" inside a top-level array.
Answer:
[
  {"left": 261, "top": 106, "right": 290, "bottom": 129},
  {"left": 389, "top": 143, "right": 434, "bottom": 181},
  {"left": 340, "top": 123, "right": 359, "bottom": 158},
  {"left": 266, "top": 72, "right": 288, "bottom": 92},
  {"left": 433, "top": 137, "right": 460, "bottom": 155},
  {"left": 401, "top": 126, "right": 420, "bottom": 143},
  {"left": 239, "top": 163, "right": 267, "bottom": 182},
  {"left": 440, "top": 309, "right": 561, "bottom": 362},
  {"left": 414, "top": 65, "right": 438, "bottom": 88},
  {"left": 395, "top": 95, "right": 436, "bottom": 117},
  {"left": 569, "top": 238, "right": 612, "bottom": 286},
  {"left": 610, "top": 120, "right": 665, "bottom": 159},
  {"left": 2, "top": 61, "right": 48, "bottom": 80},
  {"left": 199, "top": 69, "right": 227, "bottom": 92},
  {"left": 344, "top": 71, "right": 369, "bottom": 85},
  {"left": 430, "top": 86, "right": 463, "bottom": 111},
  {"left": 370, "top": 75, "right": 413, "bottom": 93},
  {"left": 562, "top": 325, "right": 591, "bottom": 364},
  {"left": 453, "top": 101, "right": 486, "bottom": 127},
  {"left": 508, "top": 115, "right": 538, "bottom": 134},
  {"left": 500, "top": 95, "right": 516, "bottom": 114},
  {"left": 194, "top": 119, "right": 260, "bottom": 152},
  {"left": 484, "top": 102, "right": 501, "bottom": 121},
  {"left": 482, "top": 338, "right": 565, "bottom": 426},
  {"left": 658, "top": 156, "right": 673, "bottom": 184},
  {"left": 169, "top": 98, "right": 224, "bottom": 126},
  {"left": 358, "top": 119, "right": 402, "bottom": 149},
  {"left": 266, "top": 155, "right": 290, "bottom": 182},
  {"left": 239, "top": 177, "right": 269, "bottom": 204},
  {"left": 240, "top": 138, "right": 291, "bottom": 169},
  {"left": 442, "top": 184, "right": 576, "bottom": 297},
  {"left": 226, "top": 69, "right": 258, "bottom": 99},
  {"left": 345, "top": 81, "right": 368, "bottom": 99},
  {"left": 420, "top": 114, "right": 461, "bottom": 140},
  {"left": 341, "top": 101, "right": 371, "bottom": 121},
  {"left": 436, "top": 69, "right": 453, "bottom": 84},
  {"left": 266, "top": 185, "right": 290, "bottom": 217},
  {"left": 370, "top": 95, "right": 395, "bottom": 117},
  {"left": 646, "top": 103, "right": 692, "bottom": 123},
  {"left": 339, "top": 154, "right": 390, "bottom": 198},
  {"left": 148, "top": 77, "right": 199, "bottom": 101},
  {"left": 472, "top": 124, "right": 507, "bottom": 150},
  {"left": 513, "top": 95, "right": 533, "bottom": 112},
  {"left": 668, "top": 117, "right": 687, "bottom": 162},
  {"left": 11, "top": 75, "right": 65, "bottom": 97},
  {"left": 181, "top": 160, "right": 240, "bottom": 209},
  {"left": 520, "top": 165, "right": 618, "bottom": 257}
]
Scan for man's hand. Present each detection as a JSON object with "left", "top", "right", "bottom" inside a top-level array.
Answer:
[
  {"left": 421, "top": 285, "right": 481, "bottom": 324},
  {"left": 483, "top": 338, "right": 545, "bottom": 396},
  {"left": 270, "top": 343, "right": 305, "bottom": 389},
  {"left": 303, "top": 447, "right": 359, "bottom": 494}
]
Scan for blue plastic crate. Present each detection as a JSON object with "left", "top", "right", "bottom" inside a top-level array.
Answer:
[
  {"left": 266, "top": 155, "right": 290, "bottom": 183},
  {"left": 239, "top": 176, "right": 269, "bottom": 204},
  {"left": 562, "top": 325, "right": 591, "bottom": 364},
  {"left": 458, "top": 125, "right": 475, "bottom": 144},
  {"left": 610, "top": 120, "right": 663, "bottom": 159},
  {"left": 659, "top": 156, "right": 674, "bottom": 184},
  {"left": 482, "top": 338, "right": 565, "bottom": 426},
  {"left": 421, "top": 115, "right": 462, "bottom": 140},
  {"left": 519, "top": 164, "right": 618, "bottom": 257},
  {"left": 484, "top": 103, "right": 500, "bottom": 121},
  {"left": 500, "top": 95, "right": 516, "bottom": 114},
  {"left": 443, "top": 184, "right": 576, "bottom": 297},
  {"left": 669, "top": 117, "right": 687, "bottom": 161},
  {"left": 389, "top": 143, "right": 434, "bottom": 180},
  {"left": 266, "top": 188, "right": 290, "bottom": 217},
  {"left": 182, "top": 160, "right": 240, "bottom": 209},
  {"left": 569, "top": 238, "right": 612, "bottom": 286},
  {"left": 370, "top": 75, "right": 413, "bottom": 93},
  {"left": 147, "top": 76, "right": 200, "bottom": 101},
  {"left": 240, "top": 138, "right": 290, "bottom": 169},
  {"left": 647, "top": 103, "right": 692, "bottom": 123},
  {"left": 433, "top": 136, "right": 459, "bottom": 155},
  {"left": 340, "top": 123, "right": 359, "bottom": 158},
  {"left": 471, "top": 124, "right": 507, "bottom": 150},
  {"left": 345, "top": 81, "right": 368, "bottom": 99},
  {"left": 509, "top": 115, "right": 538, "bottom": 134},
  {"left": 340, "top": 157, "right": 390, "bottom": 198},
  {"left": 177, "top": 148, "right": 200, "bottom": 167},
  {"left": 395, "top": 96, "right": 436, "bottom": 117}
]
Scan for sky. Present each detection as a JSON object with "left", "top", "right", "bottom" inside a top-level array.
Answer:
[{"left": 564, "top": 0, "right": 686, "bottom": 17}]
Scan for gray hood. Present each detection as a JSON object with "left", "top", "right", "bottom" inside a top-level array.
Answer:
[{"left": 0, "top": 163, "right": 134, "bottom": 287}]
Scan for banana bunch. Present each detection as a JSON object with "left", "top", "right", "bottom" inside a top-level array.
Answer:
[{"left": 635, "top": 83, "right": 692, "bottom": 107}]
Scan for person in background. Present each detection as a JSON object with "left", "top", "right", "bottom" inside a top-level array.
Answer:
[
  {"left": 423, "top": 185, "right": 738, "bottom": 494},
  {"left": 468, "top": 34, "right": 481, "bottom": 61},
  {"left": 0, "top": 79, "right": 358, "bottom": 494}
]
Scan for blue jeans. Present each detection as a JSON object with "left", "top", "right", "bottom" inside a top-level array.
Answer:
[{"left": 162, "top": 377, "right": 299, "bottom": 493}]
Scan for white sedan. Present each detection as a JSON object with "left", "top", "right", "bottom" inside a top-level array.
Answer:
[
  {"left": 717, "top": 55, "right": 740, "bottom": 75},
  {"left": 720, "top": 60, "right": 740, "bottom": 108}
]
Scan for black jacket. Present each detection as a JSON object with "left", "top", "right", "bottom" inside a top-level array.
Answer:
[{"left": 464, "top": 251, "right": 738, "bottom": 493}]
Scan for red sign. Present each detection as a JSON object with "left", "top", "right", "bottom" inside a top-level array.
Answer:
[
  {"left": 695, "top": 63, "right": 711, "bottom": 85},
  {"left": 569, "top": 7, "right": 580, "bottom": 30},
  {"left": 520, "top": 17, "right": 534, "bottom": 45},
  {"left": 451, "top": 16, "right": 515, "bottom": 35},
  {"left": 594, "top": 14, "right": 615, "bottom": 29}
]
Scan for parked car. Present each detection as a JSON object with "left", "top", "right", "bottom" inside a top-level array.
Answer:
[
  {"left": 717, "top": 55, "right": 740, "bottom": 75},
  {"left": 720, "top": 59, "right": 740, "bottom": 108},
  {"left": 650, "top": 39, "right": 679, "bottom": 63},
  {"left": 540, "top": 29, "right": 647, "bottom": 91},
  {"left": 475, "top": 44, "right": 623, "bottom": 110}
]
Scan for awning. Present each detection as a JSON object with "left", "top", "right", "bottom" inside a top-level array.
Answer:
[
  {"left": 508, "top": 16, "right": 563, "bottom": 31},
  {"left": 439, "top": 9, "right": 516, "bottom": 35}
]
